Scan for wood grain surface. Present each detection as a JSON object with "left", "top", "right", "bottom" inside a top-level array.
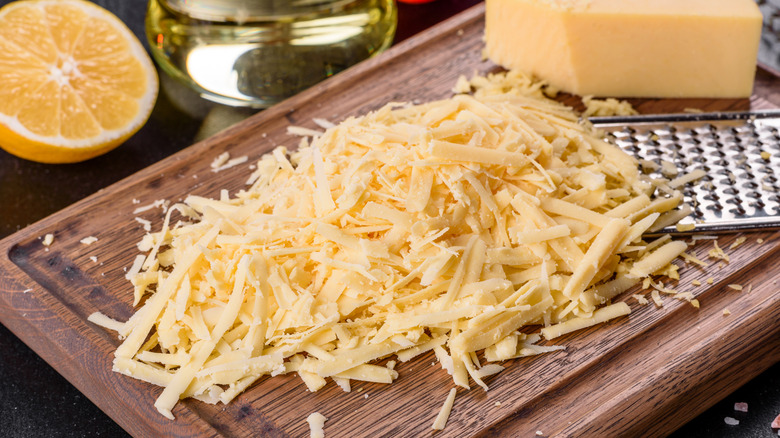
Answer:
[{"left": 1, "top": 5, "right": 779, "bottom": 437}]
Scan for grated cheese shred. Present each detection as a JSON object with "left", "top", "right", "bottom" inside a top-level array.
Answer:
[{"left": 92, "top": 70, "right": 691, "bottom": 421}]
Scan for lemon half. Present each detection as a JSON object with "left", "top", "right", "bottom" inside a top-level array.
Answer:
[{"left": 0, "top": 0, "right": 158, "bottom": 163}]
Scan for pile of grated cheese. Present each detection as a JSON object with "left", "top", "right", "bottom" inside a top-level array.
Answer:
[{"left": 93, "top": 70, "right": 690, "bottom": 420}]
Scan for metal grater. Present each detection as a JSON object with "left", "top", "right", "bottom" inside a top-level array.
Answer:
[{"left": 590, "top": 110, "right": 780, "bottom": 234}]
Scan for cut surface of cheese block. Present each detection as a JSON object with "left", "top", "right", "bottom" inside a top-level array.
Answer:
[{"left": 485, "top": 0, "right": 763, "bottom": 98}]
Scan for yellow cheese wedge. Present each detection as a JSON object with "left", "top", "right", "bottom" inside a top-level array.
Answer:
[{"left": 485, "top": 0, "right": 763, "bottom": 98}]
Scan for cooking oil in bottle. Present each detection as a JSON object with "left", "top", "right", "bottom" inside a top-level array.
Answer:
[{"left": 146, "top": 0, "right": 397, "bottom": 107}]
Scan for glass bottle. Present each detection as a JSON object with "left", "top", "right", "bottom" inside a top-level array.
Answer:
[{"left": 146, "top": 0, "right": 397, "bottom": 107}]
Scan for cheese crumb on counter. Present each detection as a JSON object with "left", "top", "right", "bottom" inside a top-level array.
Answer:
[
  {"left": 724, "top": 416, "right": 739, "bottom": 426},
  {"left": 94, "top": 70, "right": 691, "bottom": 421},
  {"left": 307, "top": 412, "right": 327, "bottom": 438},
  {"left": 734, "top": 402, "right": 748, "bottom": 413}
]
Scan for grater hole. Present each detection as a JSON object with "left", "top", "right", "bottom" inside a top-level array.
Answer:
[
  {"left": 690, "top": 146, "right": 705, "bottom": 155},
  {"left": 703, "top": 193, "right": 719, "bottom": 201},
  {"left": 712, "top": 159, "right": 729, "bottom": 167},
  {"left": 721, "top": 134, "right": 738, "bottom": 144},
  {"left": 625, "top": 145, "right": 641, "bottom": 154}
]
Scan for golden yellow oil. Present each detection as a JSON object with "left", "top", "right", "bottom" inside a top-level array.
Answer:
[{"left": 146, "top": 0, "right": 397, "bottom": 107}]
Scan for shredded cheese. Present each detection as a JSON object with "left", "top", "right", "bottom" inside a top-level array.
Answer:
[
  {"left": 80, "top": 236, "right": 98, "bottom": 245},
  {"left": 307, "top": 412, "right": 327, "bottom": 438},
  {"left": 432, "top": 388, "right": 457, "bottom": 430},
  {"left": 94, "top": 70, "right": 690, "bottom": 421},
  {"left": 729, "top": 237, "right": 747, "bottom": 250}
]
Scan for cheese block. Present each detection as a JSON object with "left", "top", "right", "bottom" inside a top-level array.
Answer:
[{"left": 485, "top": 0, "right": 763, "bottom": 98}]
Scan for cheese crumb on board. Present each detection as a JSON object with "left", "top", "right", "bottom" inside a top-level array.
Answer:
[
  {"left": 432, "top": 388, "right": 457, "bottom": 430},
  {"left": 134, "top": 217, "right": 152, "bottom": 232},
  {"left": 211, "top": 152, "right": 249, "bottom": 173},
  {"left": 94, "top": 70, "right": 690, "bottom": 421},
  {"left": 680, "top": 252, "right": 708, "bottom": 268},
  {"left": 727, "top": 284, "right": 743, "bottom": 291},
  {"left": 723, "top": 308, "right": 731, "bottom": 316},
  {"left": 708, "top": 241, "right": 730, "bottom": 262},
  {"left": 132, "top": 199, "right": 168, "bottom": 215},
  {"left": 729, "top": 237, "right": 747, "bottom": 250},
  {"left": 80, "top": 236, "right": 98, "bottom": 245},
  {"left": 210, "top": 152, "right": 229, "bottom": 169},
  {"left": 42, "top": 233, "right": 54, "bottom": 247},
  {"left": 650, "top": 290, "right": 663, "bottom": 308},
  {"left": 88, "top": 311, "right": 126, "bottom": 333},
  {"left": 307, "top": 412, "right": 327, "bottom": 438}
]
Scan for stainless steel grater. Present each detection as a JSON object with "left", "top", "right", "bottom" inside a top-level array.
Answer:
[{"left": 590, "top": 110, "right": 780, "bottom": 234}]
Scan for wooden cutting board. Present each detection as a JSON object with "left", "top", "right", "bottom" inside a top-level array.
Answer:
[{"left": 1, "top": 5, "right": 779, "bottom": 437}]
